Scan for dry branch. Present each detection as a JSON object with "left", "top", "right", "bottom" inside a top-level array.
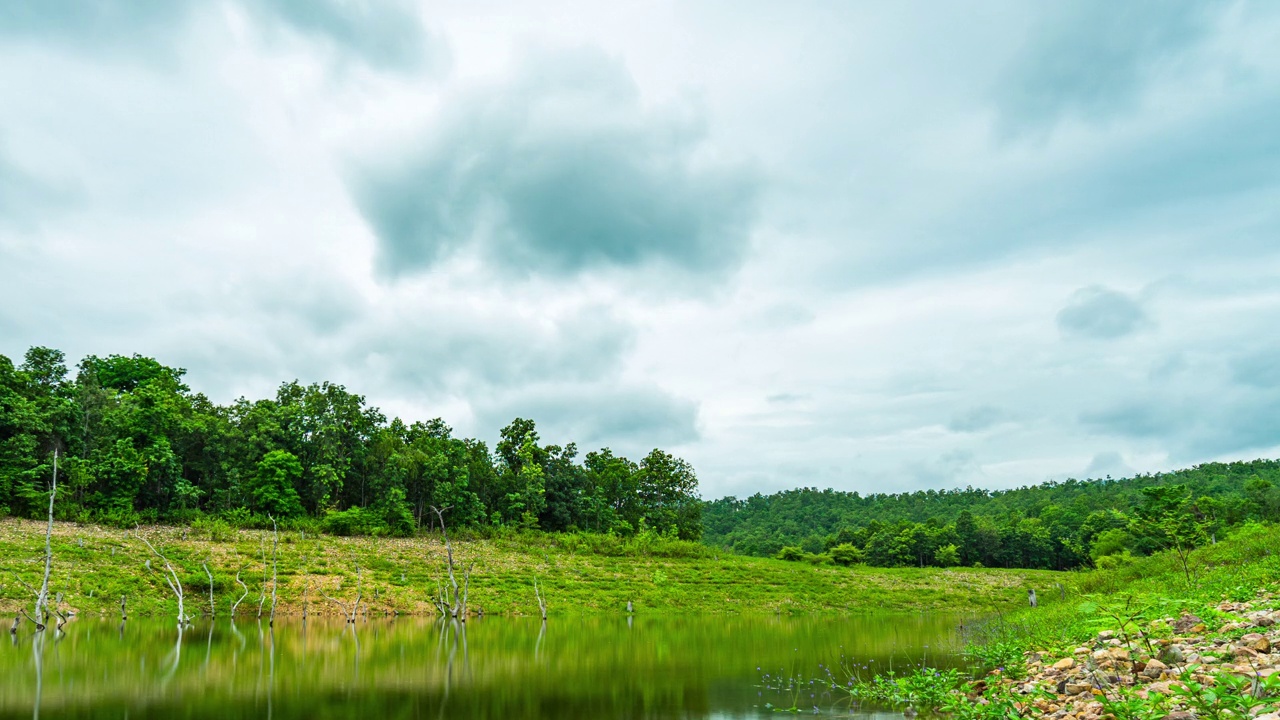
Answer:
[
  {"left": 230, "top": 569, "right": 249, "bottom": 615},
  {"left": 34, "top": 449, "right": 58, "bottom": 627},
  {"left": 137, "top": 530, "right": 190, "bottom": 629}
]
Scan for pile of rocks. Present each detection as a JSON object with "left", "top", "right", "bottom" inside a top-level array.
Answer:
[{"left": 984, "top": 594, "right": 1280, "bottom": 719}]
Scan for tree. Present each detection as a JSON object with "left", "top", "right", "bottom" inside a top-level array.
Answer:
[
  {"left": 1133, "top": 485, "right": 1206, "bottom": 584},
  {"left": 250, "top": 450, "right": 304, "bottom": 518}
]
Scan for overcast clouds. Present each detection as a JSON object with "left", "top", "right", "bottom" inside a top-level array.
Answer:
[{"left": 2, "top": 1, "right": 1278, "bottom": 499}]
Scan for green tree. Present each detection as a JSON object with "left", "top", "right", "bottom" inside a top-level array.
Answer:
[{"left": 250, "top": 450, "right": 305, "bottom": 518}]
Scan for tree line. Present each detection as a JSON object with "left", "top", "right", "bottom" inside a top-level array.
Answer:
[
  {"left": 704, "top": 460, "right": 1280, "bottom": 570},
  {"left": 0, "top": 347, "right": 702, "bottom": 540}
]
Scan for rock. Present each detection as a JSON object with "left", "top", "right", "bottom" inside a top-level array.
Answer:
[
  {"left": 1053, "top": 657, "right": 1076, "bottom": 670},
  {"left": 1241, "top": 634, "right": 1272, "bottom": 653},
  {"left": 1142, "top": 658, "right": 1167, "bottom": 678},
  {"left": 1173, "top": 614, "right": 1202, "bottom": 633},
  {"left": 1162, "top": 713, "right": 1194, "bottom": 720},
  {"left": 1098, "top": 630, "right": 1116, "bottom": 641},
  {"left": 1233, "top": 645, "right": 1259, "bottom": 658},
  {"left": 1158, "top": 645, "right": 1184, "bottom": 665},
  {"left": 1108, "top": 647, "right": 1131, "bottom": 661},
  {"left": 1064, "top": 683, "right": 1091, "bottom": 695},
  {"left": 1189, "top": 623, "right": 1207, "bottom": 633}
]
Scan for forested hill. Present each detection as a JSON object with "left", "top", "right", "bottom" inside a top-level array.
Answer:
[
  {"left": 703, "top": 460, "right": 1280, "bottom": 570},
  {"left": 0, "top": 347, "right": 702, "bottom": 540}
]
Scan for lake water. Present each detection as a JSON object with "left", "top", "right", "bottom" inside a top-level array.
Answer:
[{"left": 0, "top": 614, "right": 966, "bottom": 719}]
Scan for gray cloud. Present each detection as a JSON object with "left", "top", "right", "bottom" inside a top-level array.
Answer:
[
  {"left": 349, "top": 45, "right": 759, "bottom": 280},
  {"left": 472, "top": 383, "right": 700, "bottom": 454},
  {"left": 242, "top": 0, "right": 445, "bottom": 72},
  {"left": 0, "top": 149, "right": 79, "bottom": 231},
  {"left": 1083, "top": 451, "right": 1134, "bottom": 479},
  {"left": 1231, "top": 349, "right": 1280, "bottom": 389},
  {"left": 361, "top": 305, "right": 633, "bottom": 396},
  {"left": 1056, "top": 286, "right": 1147, "bottom": 339},
  {"left": 947, "top": 405, "right": 1006, "bottom": 433},
  {"left": 1079, "top": 401, "right": 1177, "bottom": 439},
  {"left": 906, "top": 449, "right": 982, "bottom": 489},
  {"left": 994, "top": 0, "right": 1217, "bottom": 133},
  {"left": 0, "top": 0, "right": 439, "bottom": 71}
]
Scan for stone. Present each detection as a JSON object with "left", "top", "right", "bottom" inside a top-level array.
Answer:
[
  {"left": 1158, "top": 645, "right": 1183, "bottom": 665},
  {"left": 1108, "top": 647, "right": 1131, "bottom": 661},
  {"left": 1162, "top": 713, "right": 1194, "bottom": 720},
  {"left": 1064, "top": 683, "right": 1091, "bottom": 695},
  {"left": 1053, "top": 657, "right": 1076, "bottom": 670},
  {"left": 1097, "top": 630, "right": 1116, "bottom": 641},
  {"left": 1173, "top": 614, "right": 1202, "bottom": 633}
]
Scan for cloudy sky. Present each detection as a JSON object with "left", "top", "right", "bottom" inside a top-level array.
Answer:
[{"left": 2, "top": 1, "right": 1279, "bottom": 499}]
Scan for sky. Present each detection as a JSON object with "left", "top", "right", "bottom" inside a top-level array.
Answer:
[{"left": 2, "top": 1, "right": 1279, "bottom": 500}]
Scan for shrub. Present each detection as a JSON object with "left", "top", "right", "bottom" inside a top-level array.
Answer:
[
  {"left": 193, "top": 515, "right": 234, "bottom": 542},
  {"left": 322, "top": 507, "right": 386, "bottom": 536},
  {"left": 830, "top": 543, "right": 864, "bottom": 566},
  {"left": 775, "top": 546, "right": 805, "bottom": 561},
  {"left": 1095, "top": 551, "right": 1134, "bottom": 570}
]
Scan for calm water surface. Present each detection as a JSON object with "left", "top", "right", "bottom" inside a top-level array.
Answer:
[{"left": 0, "top": 614, "right": 966, "bottom": 719}]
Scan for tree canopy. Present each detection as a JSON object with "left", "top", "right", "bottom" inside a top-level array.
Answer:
[{"left": 0, "top": 347, "right": 702, "bottom": 540}]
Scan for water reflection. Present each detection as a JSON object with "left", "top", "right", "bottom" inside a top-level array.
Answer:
[{"left": 0, "top": 614, "right": 966, "bottom": 719}]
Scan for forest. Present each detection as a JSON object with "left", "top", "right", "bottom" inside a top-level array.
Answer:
[
  {"left": 0, "top": 347, "right": 702, "bottom": 540},
  {"left": 3, "top": 345, "right": 1278, "bottom": 574},
  {"left": 704, "top": 459, "right": 1280, "bottom": 570}
]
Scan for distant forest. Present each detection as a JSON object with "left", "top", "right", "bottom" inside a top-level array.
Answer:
[
  {"left": 704, "top": 459, "right": 1280, "bottom": 570},
  {"left": 0, "top": 347, "right": 702, "bottom": 540},
  {"left": 4, "top": 346, "right": 1278, "bottom": 574}
]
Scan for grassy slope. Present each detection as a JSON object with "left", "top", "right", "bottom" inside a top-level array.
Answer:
[
  {"left": 0, "top": 518, "right": 1065, "bottom": 618},
  {"left": 967, "top": 521, "right": 1280, "bottom": 659}
]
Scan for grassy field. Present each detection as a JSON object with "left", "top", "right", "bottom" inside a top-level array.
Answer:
[{"left": 0, "top": 518, "right": 1066, "bottom": 618}]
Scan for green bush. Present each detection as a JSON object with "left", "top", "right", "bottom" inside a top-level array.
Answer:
[
  {"left": 192, "top": 515, "right": 234, "bottom": 542},
  {"left": 322, "top": 507, "right": 386, "bottom": 536},
  {"left": 775, "top": 545, "right": 805, "bottom": 561},
  {"left": 829, "top": 543, "right": 864, "bottom": 566}
]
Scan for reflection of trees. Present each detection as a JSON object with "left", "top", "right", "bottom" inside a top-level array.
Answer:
[{"left": 6, "top": 614, "right": 964, "bottom": 719}]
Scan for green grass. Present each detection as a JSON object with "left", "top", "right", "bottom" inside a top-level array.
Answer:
[
  {"left": 962, "top": 522, "right": 1280, "bottom": 661},
  {"left": 0, "top": 518, "right": 1065, "bottom": 618}
]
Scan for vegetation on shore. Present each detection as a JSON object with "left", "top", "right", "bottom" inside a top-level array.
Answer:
[
  {"left": 0, "top": 517, "right": 1065, "bottom": 619},
  {"left": 777, "top": 522, "right": 1280, "bottom": 718},
  {"left": 707, "top": 459, "right": 1280, "bottom": 571}
]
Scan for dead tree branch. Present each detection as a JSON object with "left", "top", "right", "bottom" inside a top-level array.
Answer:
[
  {"left": 429, "top": 506, "right": 474, "bottom": 620},
  {"left": 203, "top": 561, "right": 215, "bottom": 617},
  {"left": 35, "top": 449, "right": 58, "bottom": 627},
  {"left": 269, "top": 516, "right": 279, "bottom": 625},
  {"left": 318, "top": 563, "right": 362, "bottom": 623},
  {"left": 230, "top": 569, "right": 249, "bottom": 615},
  {"left": 137, "top": 529, "right": 191, "bottom": 629}
]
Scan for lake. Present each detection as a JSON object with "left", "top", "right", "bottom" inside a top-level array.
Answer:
[{"left": 0, "top": 614, "right": 967, "bottom": 719}]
